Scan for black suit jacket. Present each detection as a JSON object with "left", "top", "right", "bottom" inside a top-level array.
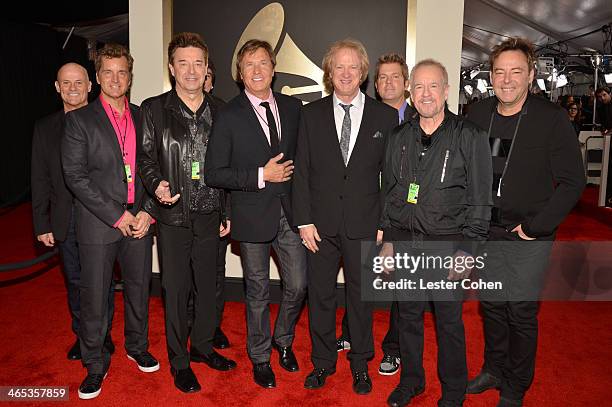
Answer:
[
  {"left": 292, "top": 94, "right": 397, "bottom": 239},
  {"left": 62, "top": 98, "right": 147, "bottom": 245},
  {"left": 204, "top": 91, "right": 302, "bottom": 242},
  {"left": 31, "top": 110, "right": 74, "bottom": 241}
]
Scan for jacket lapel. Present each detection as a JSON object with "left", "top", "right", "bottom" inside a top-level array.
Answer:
[
  {"left": 238, "top": 92, "right": 273, "bottom": 155},
  {"left": 275, "top": 93, "right": 289, "bottom": 153},
  {"left": 323, "top": 96, "right": 347, "bottom": 166},
  {"left": 346, "top": 95, "right": 372, "bottom": 168},
  {"left": 92, "top": 99, "right": 124, "bottom": 166}
]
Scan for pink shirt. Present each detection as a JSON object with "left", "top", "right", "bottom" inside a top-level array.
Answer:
[
  {"left": 100, "top": 95, "right": 136, "bottom": 226},
  {"left": 245, "top": 89, "right": 281, "bottom": 189}
]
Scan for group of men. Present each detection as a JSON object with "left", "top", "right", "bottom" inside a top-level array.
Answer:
[{"left": 32, "top": 32, "right": 585, "bottom": 407}]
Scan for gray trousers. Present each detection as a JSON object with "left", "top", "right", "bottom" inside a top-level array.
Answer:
[
  {"left": 239, "top": 211, "right": 307, "bottom": 364},
  {"left": 79, "top": 234, "right": 152, "bottom": 374}
]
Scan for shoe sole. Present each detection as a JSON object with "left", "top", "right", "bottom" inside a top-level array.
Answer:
[
  {"left": 127, "top": 355, "right": 160, "bottom": 373},
  {"left": 378, "top": 368, "right": 400, "bottom": 376},
  {"left": 78, "top": 373, "right": 107, "bottom": 400}
]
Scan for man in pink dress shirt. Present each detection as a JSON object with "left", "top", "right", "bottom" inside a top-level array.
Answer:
[{"left": 62, "top": 43, "right": 159, "bottom": 400}]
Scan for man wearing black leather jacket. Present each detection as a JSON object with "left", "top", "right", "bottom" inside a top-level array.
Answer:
[
  {"left": 381, "top": 59, "right": 492, "bottom": 407},
  {"left": 138, "top": 32, "right": 235, "bottom": 394}
]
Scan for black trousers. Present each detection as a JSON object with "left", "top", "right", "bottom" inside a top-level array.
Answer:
[
  {"left": 340, "top": 299, "right": 400, "bottom": 358},
  {"left": 59, "top": 208, "right": 114, "bottom": 338},
  {"left": 239, "top": 210, "right": 307, "bottom": 364},
  {"left": 215, "top": 235, "right": 229, "bottom": 327},
  {"left": 398, "top": 300, "right": 466, "bottom": 401},
  {"left": 157, "top": 211, "right": 219, "bottom": 370},
  {"left": 388, "top": 228, "right": 467, "bottom": 401},
  {"left": 308, "top": 223, "right": 375, "bottom": 372},
  {"left": 79, "top": 234, "right": 152, "bottom": 374},
  {"left": 479, "top": 231, "right": 553, "bottom": 400}
]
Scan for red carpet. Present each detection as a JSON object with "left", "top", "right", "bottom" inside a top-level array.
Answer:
[{"left": 1, "top": 187, "right": 611, "bottom": 406}]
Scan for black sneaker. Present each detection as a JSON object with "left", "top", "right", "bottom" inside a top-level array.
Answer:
[
  {"left": 78, "top": 372, "right": 107, "bottom": 400},
  {"left": 336, "top": 339, "right": 351, "bottom": 352},
  {"left": 379, "top": 354, "right": 401, "bottom": 375},
  {"left": 127, "top": 351, "right": 160, "bottom": 373}
]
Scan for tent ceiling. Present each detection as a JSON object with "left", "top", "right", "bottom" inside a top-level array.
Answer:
[
  {"left": 462, "top": 0, "right": 612, "bottom": 68},
  {"left": 5, "top": 0, "right": 611, "bottom": 69}
]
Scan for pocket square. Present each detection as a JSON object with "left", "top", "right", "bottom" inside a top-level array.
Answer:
[{"left": 373, "top": 131, "right": 383, "bottom": 139}]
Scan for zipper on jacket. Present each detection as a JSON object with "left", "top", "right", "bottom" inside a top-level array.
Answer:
[{"left": 440, "top": 150, "right": 449, "bottom": 183}]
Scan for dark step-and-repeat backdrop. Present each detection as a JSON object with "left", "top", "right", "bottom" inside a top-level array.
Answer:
[{"left": 173, "top": 0, "right": 407, "bottom": 104}]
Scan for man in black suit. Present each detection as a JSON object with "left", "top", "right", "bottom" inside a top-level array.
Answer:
[
  {"left": 62, "top": 44, "right": 159, "bottom": 400},
  {"left": 139, "top": 32, "right": 235, "bottom": 394},
  {"left": 292, "top": 38, "right": 397, "bottom": 395},
  {"left": 337, "top": 52, "right": 417, "bottom": 376},
  {"left": 205, "top": 39, "right": 307, "bottom": 389},
  {"left": 32, "top": 63, "right": 115, "bottom": 361}
]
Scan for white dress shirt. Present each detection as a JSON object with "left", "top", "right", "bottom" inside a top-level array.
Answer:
[{"left": 332, "top": 91, "right": 365, "bottom": 164}]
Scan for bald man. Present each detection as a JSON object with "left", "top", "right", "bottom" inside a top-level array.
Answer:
[{"left": 32, "top": 62, "right": 115, "bottom": 360}]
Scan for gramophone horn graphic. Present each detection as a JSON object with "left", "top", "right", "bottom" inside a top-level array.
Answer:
[{"left": 231, "top": 2, "right": 327, "bottom": 100}]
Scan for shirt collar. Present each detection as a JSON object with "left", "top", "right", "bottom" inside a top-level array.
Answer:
[
  {"left": 245, "top": 88, "right": 274, "bottom": 107},
  {"left": 99, "top": 93, "right": 128, "bottom": 119},
  {"left": 398, "top": 100, "right": 408, "bottom": 122},
  {"left": 333, "top": 91, "right": 364, "bottom": 109}
]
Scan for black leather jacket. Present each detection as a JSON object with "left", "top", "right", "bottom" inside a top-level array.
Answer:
[{"left": 138, "top": 90, "right": 225, "bottom": 226}]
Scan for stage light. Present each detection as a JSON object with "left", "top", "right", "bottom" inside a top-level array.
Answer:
[
  {"left": 537, "top": 79, "right": 546, "bottom": 91},
  {"left": 477, "top": 79, "right": 488, "bottom": 93},
  {"left": 464, "top": 85, "right": 473, "bottom": 95},
  {"left": 605, "top": 73, "right": 612, "bottom": 84},
  {"left": 470, "top": 68, "right": 480, "bottom": 79}
]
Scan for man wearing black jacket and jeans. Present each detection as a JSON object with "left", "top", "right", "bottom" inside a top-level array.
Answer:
[
  {"left": 381, "top": 59, "right": 493, "bottom": 407},
  {"left": 466, "top": 38, "right": 585, "bottom": 407}
]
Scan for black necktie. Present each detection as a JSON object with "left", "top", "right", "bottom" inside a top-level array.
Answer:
[{"left": 260, "top": 101, "right": 279, "bottom": 155}]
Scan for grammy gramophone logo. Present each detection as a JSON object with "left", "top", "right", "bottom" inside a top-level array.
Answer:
[{"left": 231, "top": 2, "right": 327, "bottom": 102}]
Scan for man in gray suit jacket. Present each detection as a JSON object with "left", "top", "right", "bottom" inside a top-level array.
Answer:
[{"left": 62, "top": 44, "right": 158, "bottom": 400}]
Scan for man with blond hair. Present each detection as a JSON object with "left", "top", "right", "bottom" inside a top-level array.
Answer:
[{"left": 293, "top": 38, "right": 397, "bottom": 394}]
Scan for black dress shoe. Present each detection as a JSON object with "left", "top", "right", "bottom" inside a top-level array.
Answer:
[
  {"left": 67, "top": 338, "right": 81, "bottom": 360},
  {"left": 304, "top": 367, "right": 335, "bottom": 389},
  {"left": 104, "top": 335, "right": 115, "bottom": 355},
  {"left": 466, "top": 371, "right": 502, "bottom": 394},
  {"left": 253, "top": 362, "right": 276, "bottom": 388},
  {"left": 171, "top": 367, "right": 201, "bottom": 393},
  {"left": 212, "top": 327, "right": 230, "bottom": 349},
  {"left": 190, "top": 349, "right": 236, "bottom": 371},
  {"left": 352, "top": 370, "right": 372, "bottom": 395},
  {"left": 274, "top": 343, "right": 299, "bottom": 372},
  {"left": 387, "top": 384, "right": 425, "bottom": 407}
]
